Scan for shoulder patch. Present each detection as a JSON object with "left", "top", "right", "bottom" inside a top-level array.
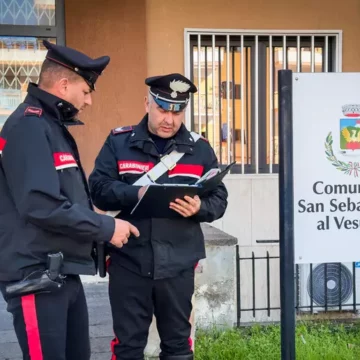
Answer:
[
  {"left": 24, "top": 106, "right": 43, "bottom": 117},
  {"left": 112, "top": 126, "right": 133, "bottom": 135}
]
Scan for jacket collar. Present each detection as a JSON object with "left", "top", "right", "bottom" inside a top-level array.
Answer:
[{"left": 24, "top": 83, "right": 84, "bottom": 126}]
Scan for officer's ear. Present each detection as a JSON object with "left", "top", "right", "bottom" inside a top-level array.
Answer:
[
  {"left": 58, "top": 78, "right": 70, "bottom": 96},
  {"left": 144, "top": 96, "right": 150, "bottom": 113}
]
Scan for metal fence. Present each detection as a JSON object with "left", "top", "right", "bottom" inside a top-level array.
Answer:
[{"left": 236, "top": 245, "right": 360, "bottom": 326}]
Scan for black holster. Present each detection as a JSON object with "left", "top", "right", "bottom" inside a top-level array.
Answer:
[
  {"left": 97, "top": 241, "right": 107, "bottom": 278},
  {"left": 5, "top": 252, "right": 65, "bottom": 300}
]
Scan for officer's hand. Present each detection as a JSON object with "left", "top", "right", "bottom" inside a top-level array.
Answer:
[
  {"left": 110, "top": 219, "right": 140, "bottom": 248},
  {"left": 169, "top": 195, "right": 201, "bottom": 218},
  {"left": 138, "top": 186, "right": 148, "bottom": 200}
]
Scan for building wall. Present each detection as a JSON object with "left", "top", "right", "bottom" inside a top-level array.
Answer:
[
  {"left": 65, "top": 0, "right": 147, "bottom": 174},
  {"left": 146, "top": 0, "right": 360, "bottom": 75}
]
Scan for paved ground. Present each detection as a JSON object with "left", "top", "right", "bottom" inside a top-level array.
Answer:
[{"left": 0, "top": 282, "right": 113, "bottom": 360}]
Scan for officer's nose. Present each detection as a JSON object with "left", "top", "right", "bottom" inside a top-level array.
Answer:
[
  {"left": 85, "top": 93, "right": 92, "bottom": 106},
  {"left": 164, "top": 111, "right": 174, "bottom": 124}
]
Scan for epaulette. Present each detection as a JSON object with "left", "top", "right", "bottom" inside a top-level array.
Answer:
[
  {"left": 199, "top": 135, "right": 209, "bottom": 142},
  {"left": 112, "top": 126, "right": 133, "bottom": 135},
  {"left": 190, "top": 131, "right": 209, "bottom": 143},
  {"left": 24, "top": 106, "right": 43, "bottom": 117}
]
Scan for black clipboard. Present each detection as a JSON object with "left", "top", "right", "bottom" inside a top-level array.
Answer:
[
  {"left": 130, "top": 184, "right": 199, "bottom": 218},
  {"left": 130, "top": 161, "right": 235, "bottom": 218},
  {"left": 197, "top": 161, "right": 235, "bottom": 196}
]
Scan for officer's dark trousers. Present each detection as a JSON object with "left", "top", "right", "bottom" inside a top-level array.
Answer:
[
  {"left": 0, "top": 275, "right": 90, "bottom": 360},
  {"left": 108, "top": 260, "right": 194, "bottom": 360}
]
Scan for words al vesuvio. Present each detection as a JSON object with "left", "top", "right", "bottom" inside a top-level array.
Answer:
[{"left": 297, "top": 181, "right": 360, "bottom": 230}]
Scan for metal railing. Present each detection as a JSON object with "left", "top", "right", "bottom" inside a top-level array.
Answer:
[{"left": 236, "top": 245, "right": 360, "bottom": 326}]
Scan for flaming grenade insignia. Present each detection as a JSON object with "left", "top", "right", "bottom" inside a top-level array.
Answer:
[{"left": 169, "top": 80, "right": 191, "bottom": 99}]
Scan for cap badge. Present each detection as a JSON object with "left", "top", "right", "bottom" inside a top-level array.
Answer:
[{"left": 169, "top": 80, "right": 191, "bottom": 99}]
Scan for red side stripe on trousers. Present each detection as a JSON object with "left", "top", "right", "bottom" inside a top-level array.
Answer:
[
  {"left": 21, "top": 294, "right": 43, "bottom": 360},
  {"left": 189, "top": 336, "right": 193, "bottom": 350},
  {"left": 106, "top": 257, "right": 111, "bottom": 273},
  {"left": 111, "top": 337, "right": 120, "bottom": 360}
]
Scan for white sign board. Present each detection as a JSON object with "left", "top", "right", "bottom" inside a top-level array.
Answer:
[{"left": 293, "top": 73, "right": 360, "bottom": 264}]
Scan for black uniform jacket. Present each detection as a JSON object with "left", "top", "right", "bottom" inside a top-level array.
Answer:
[
  {"left": 88, "top": 115, "right": 228, "bottom": 280},
  {"left": 0, "top": 83, "right": 115, "bottom": 282}
]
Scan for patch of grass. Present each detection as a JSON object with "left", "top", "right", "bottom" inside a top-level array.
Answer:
[{"left": 195, "top": 322, "right": 360, "bottom": 359}]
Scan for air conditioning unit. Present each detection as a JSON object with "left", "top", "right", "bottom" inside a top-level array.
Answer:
[{"left": 298, "top": 262, "right": 360, "bottom": 313}]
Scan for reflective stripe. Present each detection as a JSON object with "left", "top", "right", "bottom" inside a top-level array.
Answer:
[
  {"left": 168, "top": 164, "right": 204, "bottom": 179},
  {"left": 21, "top": 294, "right": 43, "bottom": 360}
]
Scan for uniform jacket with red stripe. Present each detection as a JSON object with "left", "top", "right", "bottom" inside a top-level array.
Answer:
[
  {"left": 88, "top": 115, "right": 228, "bottom": 280},
  {"left": 0, "top": 83, "right": 115, "bottom": 282}
]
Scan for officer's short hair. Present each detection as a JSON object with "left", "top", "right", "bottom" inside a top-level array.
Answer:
[
  {"left": 147, "top": 91, "right": 155, "bottom": 104},
  {"left": 38, "top": 59, "right": 83, "bottom": 89}
]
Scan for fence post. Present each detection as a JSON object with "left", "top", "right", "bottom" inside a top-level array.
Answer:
[
  {"left": 236, "top": 245, "right": 241, "bottom": 327},
  {"left": 278, "top": 69, "right": 296, "bottom": 360}
]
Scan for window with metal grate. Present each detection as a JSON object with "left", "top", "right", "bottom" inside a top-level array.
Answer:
[{"left": 184, "top": 30, "right": 342, "bottom": 174}]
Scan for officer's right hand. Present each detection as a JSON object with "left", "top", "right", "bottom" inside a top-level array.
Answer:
[{"left": 110, "top": 219, "right": 140, "bottom": 248}]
